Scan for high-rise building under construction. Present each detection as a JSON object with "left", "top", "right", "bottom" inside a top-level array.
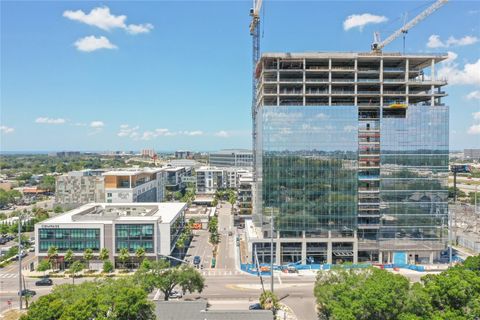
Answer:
[{"left": 248, "top": 52, "right": 449, "bottom": 265}]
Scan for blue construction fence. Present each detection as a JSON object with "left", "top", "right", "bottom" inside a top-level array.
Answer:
[{"left": 240, "top": 262, "right": 426, "bottom": 275}]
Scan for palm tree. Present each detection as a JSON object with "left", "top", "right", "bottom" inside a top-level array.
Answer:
[
  {"left": 119, "top": 248, "right": 130, "bottom": 271},
  {"left": 47, "top": 246, "right": 58, "bottom": 271},
  {"left": 83, "top": 248, "right": 94, "bottom": 271},
  {"left": 64, "top": 249, "right": 74, "bottom": 270},
  {"left": 69, "top": 260, "right": 84, "bottom": 284},
  {"left": 135, "top": 247, "right": 146, "bottom": 268}
]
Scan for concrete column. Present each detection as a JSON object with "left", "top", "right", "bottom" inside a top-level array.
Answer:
[
  {"left": 303, "top": 58, "right": 306, "bottom": 105},
  {"left": 328, "top": 59, "right": 332, "bottom": 106},
  {"left": 378, "top": 251, "right": 383, "bottom": 264},
  {"left": 301, "top": 240, "right": 307, "bottom": 264},
  {"left": 354, "top": 59, "right": 358, "bottom": 106},
  {"left": 353, "top": 231, "right": 358, "bottom": 263},
  {"left": 327, "top": 241, "right": 333, "bottom": 264},
  {"left": 405, "top": 59, "right": 409, "bottom": 105},
  {"left": 429, "top": 251, "right": 434, "bottom": 264},
  {"left": 431, "top": 59, "right": 435, "bottom": 81},
  {"left": 380, "top": 58, "right": 384, "bottom": 107},
  {"left": 275, "top": 240, "right": 281, "bottom": 265},
  {"left": 387, "top": 251, "right": 391, "bottom": 264}
]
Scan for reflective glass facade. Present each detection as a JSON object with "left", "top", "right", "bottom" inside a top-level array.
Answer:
[
  {"left": 115, "top": 224, "right": 154, "bottom": 253},
  {"left": 256, "top": 106, "right": 358, "bottom": 234},
  {"left": 38, "top": 228, "right": 100, "bottom": 252},
  {"left": 379, "top": 105, "right": 449, "bottom": 250}
]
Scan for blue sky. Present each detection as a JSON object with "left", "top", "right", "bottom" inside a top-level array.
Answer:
[{"left": 1, "top": 0, "right": 479, "bottom": 152}]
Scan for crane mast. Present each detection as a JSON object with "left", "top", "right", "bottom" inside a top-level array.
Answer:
[
  {"left": 371, "top": 0, "right": 448, "bottom": 52},
  {"left": 250, "top": 0, "right": 262, "bottom": 184}
]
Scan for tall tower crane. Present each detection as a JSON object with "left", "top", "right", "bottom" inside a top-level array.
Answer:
[
  {"left": 250, "top": 0, "right": 262, "bottom": 183},
  {"left": 371, "top": 0, "right": 448, "bottom": 53}
]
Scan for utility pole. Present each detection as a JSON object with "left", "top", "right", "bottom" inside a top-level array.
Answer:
[{"left": 18, "top": 214, "right": 23, "bottom": 310}]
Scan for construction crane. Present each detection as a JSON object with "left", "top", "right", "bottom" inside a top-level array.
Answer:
[
  {"left": 371, "top": 0, "right": 448, "bottom": 53},
  {"left": 249, "top": 0, "right": 262, "bottom": 183}
]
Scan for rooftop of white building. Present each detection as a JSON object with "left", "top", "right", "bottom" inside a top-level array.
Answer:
[
  {"left": 38, "top": 202, "right": 186, "bottom": 225},
  {"left": 103, "top": 167, "right": 164, "bottom": 176}
]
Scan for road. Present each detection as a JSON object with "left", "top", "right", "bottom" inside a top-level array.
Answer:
[
  {"left": 216, "top": 202, "right": 236, "bottom": 270},
  {"left": 185, "top": 230, "right": 213, "bottom": 268}
]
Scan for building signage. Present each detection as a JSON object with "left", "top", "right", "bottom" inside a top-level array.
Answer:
[{"left": 42, "top": 224, "right": 60, "bottom": 228}]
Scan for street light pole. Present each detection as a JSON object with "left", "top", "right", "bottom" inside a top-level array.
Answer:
[
  {"left": 18, "top": 214, "right": 23, "bottom": 310},
  {"left": 270, "top": 212, "right": 274, "bottom": 293}
]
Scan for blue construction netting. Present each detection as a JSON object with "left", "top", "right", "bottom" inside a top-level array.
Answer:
[{"left": 239, "top": 262, "right": 427, "bottom": 275}]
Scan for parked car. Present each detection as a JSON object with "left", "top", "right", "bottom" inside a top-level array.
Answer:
[
  {"left": 18, "top": 289, "right": 36, "bottom": 296},
  {"left": 168, "top": 290, "right": 183, "bottom": 299},
  {"left": 193, "top": 256, "right": 201, "bottom": 265},
  {"left": 249, "top": 303, "right": 262, "bottom": 310},
  {"left": 35, "top": 278, "right": 53, "bottom": 286}
]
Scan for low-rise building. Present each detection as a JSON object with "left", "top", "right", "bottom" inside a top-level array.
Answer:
[
  {"left": 35, "top": 202, "right": 186, "bottom": 266},
  {"left": 103, "top": 168, "right": 166, "bottom": 203},
  {"left": 464, "top": 149, "right": 480, "bottom": 160},
  {"left": 209, "top": 149, "right": 253, "bottom": 168}
]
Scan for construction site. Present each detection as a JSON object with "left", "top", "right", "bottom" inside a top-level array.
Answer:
[{"left": 248, "top": 0, "right": 452, "bottom": 267}]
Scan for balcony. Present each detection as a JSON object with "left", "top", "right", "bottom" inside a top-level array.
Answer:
[{"left": 358, "top": 175, "right": 380, "bottom": 180}]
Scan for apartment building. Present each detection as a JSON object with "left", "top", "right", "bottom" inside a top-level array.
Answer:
[
  {"left": 55, "top": 169, "right": 106, "bottom": 209},
  {"left": 196, "top": 167, "right": 224, "bottom": 194},
  {"left": 164, "top": 166, "right": 191, "bottom": 191},
  {"left": 103, "top": 168, "right": 166, "bottom": 203},
  {"left": 250, "top": 52, "right": 449, "bottom": 265}
]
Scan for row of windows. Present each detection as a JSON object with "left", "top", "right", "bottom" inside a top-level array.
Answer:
[
  {"left": 116, "top": 240, "right": 154, "bottom": 253},
  {"left": 115, "top": 224, "right": 154, "bottom": 240},
  {"left": 39, "top": 228, "right": 99, "bottom": 240},
  {"left": 39, "top": 240, "right": 100, "bottom": 252}
]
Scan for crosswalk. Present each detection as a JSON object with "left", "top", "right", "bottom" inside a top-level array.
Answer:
[
  {"left": 200, "top": 270, "right": 243, "bottom": 277},
  {"left": 0, "top": 273, "right": 17, "bottom": 279}
]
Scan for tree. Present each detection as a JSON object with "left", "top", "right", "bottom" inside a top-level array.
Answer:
[
  {"left": 99, "top": 248, "right": 109, "bottom": 261},
  {"left": 53, "top": 206, "right": 63, "bottom": 213},
  {"left": 39, "top": 175, "right": 55, "bottom": 192},
  {"left": 259, "top": 290, "right": 279, "bottom": 311},
  {"left": 83, "top": 248, "right": 94, "bottom": 271},
  {"left": 135, "top": 247, "right": 146, "bottom": 266},
  {"left": 143, "top": 264, "right": 204, "bottom": 301},
  {"left": 36, "top": 259, "right": 50, "bottom": 276},
  {"left": 47, "top": 246, "right": 58, "bottom": 271},
  {"left": 119, "top": 248, "right": 130, "bottom": 270},
  {"left": 69, "top": 260, "right": 84, "bottom": 284},
  {"left": 64, "top": 249, "right": 73, "bottom": 269},
  {"left": 21, "top": 278, "right": 155, "bottom": 320}
]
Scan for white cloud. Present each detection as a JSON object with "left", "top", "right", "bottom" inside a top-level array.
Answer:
[
  {"left": 473, "top": 112, "right": 480, "bottom": 121},
  {"left": 74, "top": 36, "right": 117, "bottom": 52},
  {"left": 468, "top": 124, "right": 480, "bottom": 135},
  {"left": 466, "top": 90, "right": 480, "bottom": 100},
  {"left": 126, "top": 23, "right": 154, "bottom": 35},
  {"left": 0, "top": 126, "right": 14, "bottom": 134},
  {"left": 437, "top": 51, "right": 480, "bottom": 86},
  {"left": 427, "top": 34, "right": 479, "bottom": 48},
  {"left": 90, "top": 121, "right": 104, "bottom": 128},
  {"left": 427, "top": 35, "right": 445, "bottom": 48},
  {"left": 215, "top": 130, "right": 230, "bottom": 138},
  {"left": 35, "top": 117, "right": 66, "bottom": 124},
  {"left": 117, "top": 124, "right": 139, "bottom": 138},
  {"left": 63, "top": 6, "right": 153, "bottom": 34},
  {"left": 182, "top": 131, "right": 203, "bottom": 136},
  {"left": 343, "top": 13, "right": 387, "bottom": 31}
]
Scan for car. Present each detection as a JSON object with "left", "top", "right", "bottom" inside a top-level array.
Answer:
[
  {"left": 18, "top": 289, "right": 36, "bottom": 297},
  {"left": 168, "top": 290, "right": 183, "bottom": 299},
  {"left": 193, "top": 256, "right": 201, "bottom": 265},
  {"left": 35, "top": 278, "right": 53, "bottom": 286},
  {"left": 249, "top": 303, "right": 262, "bottom": 310}
]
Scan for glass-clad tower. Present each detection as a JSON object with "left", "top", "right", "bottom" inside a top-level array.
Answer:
[{"left": 250, "top": 52, "right": 449, "bottom": 265}]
